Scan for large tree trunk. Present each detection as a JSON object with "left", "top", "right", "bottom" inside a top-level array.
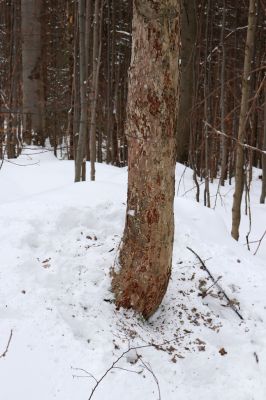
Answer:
[
  {"left": 21, "top": 0, "right": 45, "bottom": 146},
  {"left": 112, "top": 0, "right": 180, "bottom": 319},
  {"left": 231, "top": 0, "right": 257, "bottom": 240},
  {"left": 176, "top": 0, "right": 196, "bottom": 164}
]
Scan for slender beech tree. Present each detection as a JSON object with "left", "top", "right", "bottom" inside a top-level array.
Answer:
[
  {"left": 89, "top": 0, "right": 103, "bottom": 181},
  {"left": 21, "top": 0, "right": 45, "bottom": 145},
  {"left": 112, "top": 0, "right": 180, "bottom": 319},
  {"left": 260, "top": 84, "right": 266, "bottom": 204},
  {"left": 75, "top": 0, "right": 88, "bottom": 182},
  {"left": 203, "top": 0, "right": 211, "bottom": 208},
  {"left": 176, "top": 0, "right": 196, "bottom": 164},
  {"left": 231, "top": 0, "right": 257, "bottom": 240},
  {"left": 219, "top": 0, "right": 227, "bottom": 186}
]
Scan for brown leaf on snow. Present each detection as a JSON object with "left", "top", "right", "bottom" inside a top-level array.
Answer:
[
  {"left": 219, "top": 347, "right": 227, "bottom": 356},
  {"left": 42, "top": 258, "right": 51, "bottom": 263}
]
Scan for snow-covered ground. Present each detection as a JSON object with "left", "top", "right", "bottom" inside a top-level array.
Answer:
[{"left": 0, "top": 148, "right": 265, "bottom": 400}]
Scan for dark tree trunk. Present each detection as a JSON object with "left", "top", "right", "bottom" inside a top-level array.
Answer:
[
  {"left": 21, "top": 0, "right": 45, "bottom": 146},
  {"left": 75, "top": 0, "right": 88, "bottom": 182},
  {"left": 231, "top": 0, "right": 257, "bottom": 240},
  {"left": 176, "top": 0, "right": 196, "bottom": 164},
  {"left": 260, "top": 84, "right": 266, "bottom": 204}
]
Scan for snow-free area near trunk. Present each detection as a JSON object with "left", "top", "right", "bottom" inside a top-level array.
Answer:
[{"left": 0, "top": 148, "right": 265, "bottom": 400}]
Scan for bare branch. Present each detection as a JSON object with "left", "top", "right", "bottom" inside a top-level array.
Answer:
[
  {"left": 0, "top": 330, "right": 13, "bottom": 359},
  {"left": 254, "top": 230, "right": 266, "bottom": 256},
  {"left": 139, "top": 357, "right": 161, "bottom": 400},
  {"left": 204, "top": 121, "right": 266, "bottom": 156},
  {"left": 187, "top": 247, "right": 244, "bottom": 320}
]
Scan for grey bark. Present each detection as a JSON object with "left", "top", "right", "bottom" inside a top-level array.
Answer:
[
  {"left": 89, "top": 0, "right": 103, "bottom": 181},
  {"left": 75, "top": 0, "right": 88, "bottom": 182},
  {"left": 231, "top": 0, "right": 257, "bottom": 240},
  {"left": 260, "top": 84, "right": 266, "bottom": 204},
  {"left": 21, "top": 0, "right": 45, "bottom": 145}
]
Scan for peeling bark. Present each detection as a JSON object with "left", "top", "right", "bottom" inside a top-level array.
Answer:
[{"left": 112, "top": 0, "right": 180, "bottom": 319}]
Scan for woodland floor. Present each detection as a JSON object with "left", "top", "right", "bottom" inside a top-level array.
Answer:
[{"left": 0, "top": 147, "right": 265, "bottom": 400}]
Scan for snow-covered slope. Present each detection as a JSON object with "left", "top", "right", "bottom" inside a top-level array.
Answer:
[{"left": 0, "top": 148, "right": 265, "bottom": 400}]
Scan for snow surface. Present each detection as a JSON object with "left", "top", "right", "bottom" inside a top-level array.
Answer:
[{"left": 0, "top": 147, "right": 265, "bottom": 400}]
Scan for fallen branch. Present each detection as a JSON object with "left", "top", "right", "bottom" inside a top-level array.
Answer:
[
  {"left": 139, "top": 357, "right": 161, "bottom": 400},
  {"left": 77, "top": 343, "right": 163, "bottom": 400},
  {"left": 200, "top": 276, "right": 222, "bottom": 298},
  {"left": 254, "top": 229, "right": 266, "bottom": 256},
  {"left": 187, "top": 247, "right": 244, "bottom": 320},
  {"left": 0, "top": 330, "right": 13, "bottom": 359}
]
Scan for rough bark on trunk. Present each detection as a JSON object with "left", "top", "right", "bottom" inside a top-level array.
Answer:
[
  {"left": 112, "top": 0, "right": 180, "bottom": 319},
  {"left": 176, "top": 0, "right": 196, "bottom": 164},
  {"left": 89, "top": 0, "right": 102, "bottom": 181},
  {"left": 21, "top": 0, "right": 45, "bottom": 145},
  {"left": 75, "top": 0, "right": 88, "bottom": 182},
  {"left": 231, "top": 0, "right": 257, "bottom": 240},
  {"left": 260, "top": 84, "right": 266, "bottom": 204},
  {"left": 203, "top": 0, "right": 211, "bottom": 208},
  {"left": 220, "top": 0, "right": 227, "bottom": 186}
]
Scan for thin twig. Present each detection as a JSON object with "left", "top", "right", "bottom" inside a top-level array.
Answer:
[
  {"left": 71, "top": 367, "right": 98, "bottom": 383},
  {"left": 3, "top": 158, "right": 40, "bottom": 167},
  {"left": 254, "top": 230, "right": 266, "bottom": 256},
  {"left": 202, "top": 276, "right": 222, "bottom": 297},
  {"left": 139, "top": 357, "right": 161, "bottom": 400},
  {"left": 187, "top": 247, "right": 244, "bottom": 320},
  {"left": 176, "top": 165, "right": 187, "bottom": 196},
  {"left": 181, "top": 180, "right": 204, "bottom": 197},
  {"left": 204, "top": 121, "right": 266, "bottom": 155},
  {"left": 244, "top": 172, "right": 252, "bottom": 251},
  {"left": 87, "top": 343, "right": 157, "bottom": 400},
  {"left": 113, "top": 366, "right": 143, "bottom": 374},
  {"left": 0, "top": 330, "right": 13, "bottom": 359}
]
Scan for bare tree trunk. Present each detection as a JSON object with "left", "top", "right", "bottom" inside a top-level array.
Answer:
[
  {"left": 112, "top": 0, "right": 180, "bottom": 319},
  {"left": 106, "top": 0, "right": 112, "bottom": 164},
  {"left": 176, "top": 0, "right": 196, "bottom": 164},
  {"left": 75, "top": 0, "right": 88, "bottom": 182},
  {"left": 81, "top": 0, "right": 92, "bottom": 180},
  {"left": 203, "top": 0, "right": 211, "bottom": 208},
  {"left": 220, "top": 0, "right": 227, "bottom": 186},
  {"left": 89, "top": 0, "right": 103, "bottom": 181},
  {"left": 231, "top": 0, "right": 257, "bottom": 240},
  {"left": 73, "top": 3, "right": 80, "bottom": 161},
  {"left": 260, "top": 84, "right": 266, "bottom": 204},
  {"left": 21, "top": 0, "right": 45, "bottom": 146}
]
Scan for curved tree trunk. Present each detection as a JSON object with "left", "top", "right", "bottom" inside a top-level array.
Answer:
[{"left": 112, "top": 0, "right": 180, "bottom": 319}]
